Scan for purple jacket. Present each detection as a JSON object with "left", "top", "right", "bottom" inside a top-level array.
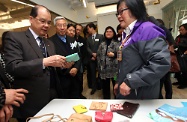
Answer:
[{"left": 117, "top": 21, "right": 171, "bottom": 99}]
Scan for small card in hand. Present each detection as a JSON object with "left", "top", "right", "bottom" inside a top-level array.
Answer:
[
  {"left": 66, "top": 53, "right": 80, "bottom": 62},
  {"left": 73, "top": 104, "right": 88, "bottom": 114},
  {"left": 89, "top": 101, "right": 108, "bottom": 111},
  {"left": 117, "top": 102, "right": 139, "bottom": 118}
]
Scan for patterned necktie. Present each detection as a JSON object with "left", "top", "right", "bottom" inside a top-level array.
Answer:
[
  {"left": 92, "top": 35, "right": 95, "bottom": 40},
  {"left": 38, "top": 37, "right": 47, "bottom": 57}
]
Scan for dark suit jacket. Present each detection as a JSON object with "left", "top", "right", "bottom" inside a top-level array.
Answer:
[
  {"left": 49, "top": 34, "right": 81, "bottom": 98},
  {"left": 3, "top": 29, "right": 60, "bottom": 118},
  {"left": 49, "top": 34, "right": 81, "bottom": 75},
  {"left": 87, "top": 34, "right": 103, "bottom": 59},
  {"left": 75, "top": 35, "right": 88, "bottom": 66}
]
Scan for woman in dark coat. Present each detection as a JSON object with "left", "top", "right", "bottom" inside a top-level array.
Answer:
[{"left": 97, "top": 26, "right": 119, "bottom": 99}]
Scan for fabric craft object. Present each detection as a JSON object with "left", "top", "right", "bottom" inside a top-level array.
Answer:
[
  {"left": 73, "top": 104, "right": 88, "bottom": 114},
  {"left": 89, "top": 101, "right": 108, "bottom": 111}
]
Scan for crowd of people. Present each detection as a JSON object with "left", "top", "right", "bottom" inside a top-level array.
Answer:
[{"left": 0, "top": 0, "right": 186, "bottom": 121}]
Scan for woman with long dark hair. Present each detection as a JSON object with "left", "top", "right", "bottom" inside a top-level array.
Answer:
[
  {"left": 97, "top": 26, "right": 119, "bottom": 99},
  {"left": 114, "top": 0, "right": 170, "bottom": 99}
]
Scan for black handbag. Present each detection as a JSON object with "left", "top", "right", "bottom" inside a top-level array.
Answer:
[
  {"left": 177, "top": 48, "right": 187, "bottom": 72},
  {"left": 179, "top": 54, "right": 187, "bottom": 72}
]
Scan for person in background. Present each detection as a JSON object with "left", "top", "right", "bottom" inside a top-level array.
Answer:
[
  {"left": 114, "top": 0, "right": 170, "bottom": 99},
  {"left": 116, "top": 24, "right": 124, "bottom": 42},
  {"left": 75, "top": 24, "right": 88, "bottom": 72},
  {"left": 4, "top": 5, "right": 69, "bottom": 121},
  {"left": 0, "top": 80, "right": 28, "bottom": 122},
  {"left": 173, "top": 23, "right": 187, "bottom": 89},
  {"left": 86, "top": 22, "right": 104, "bottom": 95},
  {"left": 0, "top": 32, "right": 28, "bottom": 122},
  {"left": 83, "top": 25, "right": 90, "bottom": 40},
  {"left": 155, "top": 18, "right": 173, "bottom": 99},
  {"left": 97, "top": 26, "right": 119, "bottom": 99},
  {"left": 49, "top": 16, "right": 81, "bottom": 99},
  {"left": 75, "top": 24, "right": 87, "bottom": 99},
  {"left": 66, "top": 24, "right": 76, "bottom": 37},
  {"left": 0, "top": 31, "right": 14, "bottom": 89}
]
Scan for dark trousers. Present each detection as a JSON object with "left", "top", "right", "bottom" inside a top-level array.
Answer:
[
  {"left": 59, "top": 75, "right": 80, "bottom": 99},
  {"left": 101, "top": 78, "right": 115, "bottom": 99},
  {"left": 175, "top": 72, "right": 187, "bottom": 85},
  {"left": 76, "top": 72, "right": 83, "bottom": 95},
  {"left": 159, "top": 72, "right": 172, "bottom": 99},
  {"left": 87, "top": 60, "right": 97, "bottom": 90},
  {"left": 87, "top": 63, "right": 92, "bottom": 88}
]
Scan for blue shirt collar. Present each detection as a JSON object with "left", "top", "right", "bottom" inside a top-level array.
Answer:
[{"left": 57, "top": 34, "right": 66, "bottom": 43}]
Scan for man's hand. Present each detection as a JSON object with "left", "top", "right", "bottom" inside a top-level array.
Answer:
[
  {"left": 107, "top": 52, "right": 114, "bottom": 57},
  {"left": 119, "top": 82, "right": 131, "bottom": 96},
  {"left": 63, "top": 62, "right": 74, "bottom": 69},
  {"left": 0, "top": 105, "right": 13, "bottom": 122},
  {"left": 43, "top": 55, "right": 66, "bottom": 67},
  {"left": 91, "top": 57, "right": 96, "bottom": 61},
  {"left": 4, "top": 89, "right": 28, "bottom": 107},
  {"left": 92, "top": 53, "right": 97, "bottom": 58},
  {"left": 114, "top": 83, "right": 119, "bottom": 96},
  {"left": 69, "top": 68, "right": 78, "bottom": 77},
  {"left": 184, "top": 50, "right": 187, "bottom": 54}
]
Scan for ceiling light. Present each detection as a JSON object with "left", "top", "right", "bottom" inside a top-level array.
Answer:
[
  {"left": 82, "top": 0, "right": 87, "bottom": 8},
  {"left": 11, "top": 0, "right": 34, "bottom": 7}
]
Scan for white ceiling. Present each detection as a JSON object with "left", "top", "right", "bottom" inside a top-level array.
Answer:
[
  {"left": 87, "top": 0, "right": 117, "bottom": 7},
  {"left": 0, "top": 0, "right": 162, "bottom": 29},
  {"left": 68, "top": 0, "right": 160, "bottom": 9}
]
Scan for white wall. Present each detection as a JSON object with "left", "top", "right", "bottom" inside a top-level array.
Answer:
[
  {"left": 76, "top": 2, "right": 97, "bottom": 23},
  {"left": 30, "top": 0, "right": 173, "bottom": 33},
  {"left": 146, "top": 0, "right": 173, "bottom": 19},
  {"left": 147, "top": 4, "right": 163, "bottom": 19},
  {"left": 30, "top": 0, "right": 77, "bottom": 22},
  {"left": 97, "top": 12, "right": 118, "bottom": 34}
]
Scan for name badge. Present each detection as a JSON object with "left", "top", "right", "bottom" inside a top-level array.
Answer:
[{"left": 95, "top": 39, "right": 99, "bottom": 41}]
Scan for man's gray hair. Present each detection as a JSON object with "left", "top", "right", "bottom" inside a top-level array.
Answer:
[{"left": 53, "top": 16, "right": 67, "bottom": 25}]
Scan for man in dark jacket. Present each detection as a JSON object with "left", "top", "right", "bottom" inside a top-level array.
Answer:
[
  {"left": 49, "top": 16, "right": 81, "bottom": 99},
  {"left": 4, "top": 5, "right": 70, "bottom": 121},
  {"left": 86, "top": 22, "right": 103, "bottom": 95},
  {"left": 75, "top": 24, "right": 87, "bottom": 99}
]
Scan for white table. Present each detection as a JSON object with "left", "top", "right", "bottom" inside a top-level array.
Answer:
[{"left": 29, "top": 99, "right": 187, "bottom": 122}]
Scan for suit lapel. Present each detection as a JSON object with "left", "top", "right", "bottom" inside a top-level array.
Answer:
[
  {"left": 88, "top": 36, "right": 94, "bottom": 46},
  {"left": 93, "top": 34, "right": 99, "bottom": 47},
  {"left": 25, "top": 29, "right": 43, "bottom": 58}
]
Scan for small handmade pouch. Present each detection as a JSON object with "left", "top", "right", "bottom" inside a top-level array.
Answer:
[
  {"left": 95, "top": 111, "right": 113, "bottom": 122},
  {"left": 110, "top": 103, "right": 123, "bottom": 112},
  {"left": 89, "top": 101, "right": 108, "bottom": 111},
  {"left": 73, "top": 104, "right": 88, "bottom": 114},
  {"left": 67, "top": 113, "right": 92, "bottom": 122},
  {"left": 117, "top": 102, "right": 139, "bottom": 118}
]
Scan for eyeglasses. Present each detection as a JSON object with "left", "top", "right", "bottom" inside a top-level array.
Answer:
[
  {"left": 116, "top": 8, "right": 129, "bottom": 17},
  {"left": 35, "top": 18, "right": 52, "bottom": 26},
  {"left": 56, "top": 24, "right": 67, "bottom": 28}
]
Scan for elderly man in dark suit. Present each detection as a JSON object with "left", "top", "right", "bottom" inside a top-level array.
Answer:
[
  {"left": 49, "top": 16, "right": 81, "bottom": 99},
  {"left": 86, "top": 22, "right": 104, "bottom": 95},
  {"left": 4, "top": 5, "right": 71, "bottom": 122}
]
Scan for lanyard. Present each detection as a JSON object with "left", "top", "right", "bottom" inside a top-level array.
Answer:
[{"left": 119, "top": 35, "right": 130, "bottom": 50}]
